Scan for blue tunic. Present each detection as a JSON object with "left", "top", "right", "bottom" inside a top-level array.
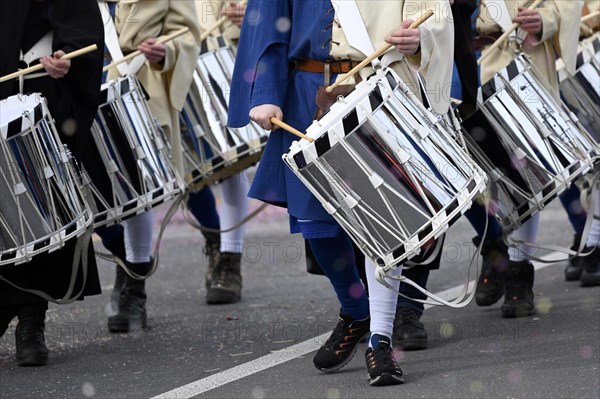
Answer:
[{"left": 229, "top": 0, "right": 343, "bottom": 235}]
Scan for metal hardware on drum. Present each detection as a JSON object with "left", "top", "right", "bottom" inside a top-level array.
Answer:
[
  {"left": 84, "top": 75, "right": 183, "bottom": 228},
  {"left": 180, "top": 39, "right": 267, "bottom": 191},
  {"left": 0, "top": 94, "right": 93, "bottom": 268},
  {"left": 283, "top": 67, "right": 488, "bottom": 272}
]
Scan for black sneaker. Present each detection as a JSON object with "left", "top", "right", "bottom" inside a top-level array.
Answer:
[
  {"left": 313, "top": 313, "right": 370, "bottom": 373},
  {"left": 501, "top": 260, "right": 536, "bottom": 318},
  {"left": 365, "top": 334, "right": 404, "bottom": 386},
  {"left": 580, "top": 246, "right": 600, "bottom": 287},
  {"left": 392, "top": 307, "right": 427, "bottom": 350},
  {"left": 565, "top": 234, "right": 584, "bottom": 281},
  {"left": 474, "top": 236, "right": 507, "bottom": 306}
]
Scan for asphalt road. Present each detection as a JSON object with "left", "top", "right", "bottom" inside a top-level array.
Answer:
[{"left": 0, "top": 194, "right": 598, "bottom": 399}]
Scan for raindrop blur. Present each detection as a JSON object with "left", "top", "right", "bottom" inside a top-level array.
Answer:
[
  {"left": 62, "top": 118, "right": 77, "bottom": 136},
  {"left": 82, "top": 382, "right": 96, "bottom": 397},
  {"left": 276, "top": 17, "right": 291, "bottom": 33},
  {"left": 251, "top": 386, "right": 265, "bottom": 399},
  {"left": 326, "top": 388, "right": 341, "bottom": 399}
]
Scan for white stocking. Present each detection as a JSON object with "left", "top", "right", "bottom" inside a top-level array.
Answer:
[
  {"left": 220, "top": 174, "right": 249, "bottom": 253},
  {"left": 364, "top": 257, "right": 402, "bottom": 342},
  {"left": 124, "top": 212, "right": 153, "bottom": 263}
]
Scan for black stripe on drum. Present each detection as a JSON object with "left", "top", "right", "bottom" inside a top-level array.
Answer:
[
  {"left": 391, "top": 247, "right": 405, "bottom": 262},
  {"left": 577, "top": 52, "right": 585, "bottom": 69},
  {"left": 2, "top": 251, "right": 17, "bottom": 261},
  {"left": 376, "top": 257, "right": 385, "bottom": 266},
  {"left": 200, "top": 40, "right": 209, "bottom": 54},
  {"left": 217, "top": 36, "right": 227, "bottom": 48},
  {"left": 446, "top": 199, "right": 459, "bottom": 216},
  {"left": 238, "top": 143, "right": 250, "bottom": 154},
  {"left": 66, "top": 223, "right": 77, "bottom": 236},
  {"left": 7, "top": 117, "right": 22, "bottom": 138},
  {"left": 369, "top": 86, "right": 384, "bottom": 111},
  {"left": 506, "top": 60, "right": 520, "bottom": 81},
  {"left": 569, "top": 161, "right": 582, "bottom": 174},
  {"left": 259, "top": 135, "right": 269, "bottom": 144},
  {"left": 314, "top": 134, "right": 331, "bottom": 156},
  {"left": 448, "top": 212, "right": 462, "bottom": 226},
  {"left": 517, "top": 203, "right": 530, "bottom": 218},
  {"left": 342, "top": 109, "right": 359, "bottom": 135},
  {"left": 190, "top": 169, "right": 202, "bottom": 181},
  {"left": 481, "top": 80, "right": 496, "bottom": 101},
  {"left": 120, "top": 77, "right": 130, "bottom": 94},
  {"left": 594, "top": 37, "right": 600, "bottom": 53},
  {"left": 123, "top": 202, "right": 137, "bottom": 213},
  {"left": 293, "top": 151, "right": 307, "bottom": 169},
  {"left": 34, "top": 103, "right": 43, "bottom": 124},
  {"left": 211, "top": 155, "right": 225, "bottom": 167},
  {"left": 467, "top": 179, "right": 477, "bottom": 192},
  {"left": 152, "top": 188, "right": 165, "bottom": 200},
  {"left": 95, "top": 213, "right": 108, "bottom": 223},
  {"left": 418, "top": 224, "right": 433, "bottom": 242},
  {"left": 33, "top": 239, "right": 50, "bottom": 251},
  {"left": 385, "top": 71, "right": 398, "bottom": 89}
]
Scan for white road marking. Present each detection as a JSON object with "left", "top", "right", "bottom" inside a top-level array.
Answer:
[{"left": 151, "top": 252, "right": 563, "bottom": 399}]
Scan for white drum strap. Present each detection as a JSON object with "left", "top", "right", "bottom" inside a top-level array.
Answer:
[
  {"left": 482, "top": 0, "right": 527, "bottom": 41},
  {"left": 99, "top": 1, "right": 130, "bottom": 77},
  {"left": 18, "top": 30, "right": 53, "bottom": 87}
]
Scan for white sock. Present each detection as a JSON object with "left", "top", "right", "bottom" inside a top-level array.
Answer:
[
  {"left": 508, "top": 213, "right": 540, "bottom": 262},
  {"left": 220, "top": 174, "right": 249, "bottom": 253},
  {"left": 586, "top": 188, "right": 600, "bottom": 248},
  {"left": 364, "top": 257, "right": 402, "bottom": 346},
  {"left": 124, "top": 211, "right": 153, "bottom": 263}
]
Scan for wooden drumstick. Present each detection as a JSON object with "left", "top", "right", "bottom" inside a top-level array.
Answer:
[
  {"left": 582, "top": 10, "right": 600, "bottom": 23},
  {"left": 103, "top": 27, "right": 190, "bottom": 72},
  {"left": 0, "top": 44, "right": 98, "bottom": 83},
  {"left": 326, "top": 10, "right": 434, "bottom": 93},
  {"left": 270, "top": 117, "right": 315, "bottom": 142},
  {"left": 477, "top": 0, "right": 545, "bottom": 65},
  {"left": 200, "top": 0, "right": 248, "bottom": 41}
]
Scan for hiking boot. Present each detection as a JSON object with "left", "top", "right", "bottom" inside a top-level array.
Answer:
[
  {"left": 15, "top": 305, "right": 49, "bottom": 366},
  {"left": 365, "top": 334, "right": 404, "bottom": 386},
  {"left": 313, "top": 313, "right": 370, "bottom": 373},
  {"left": 203, "top": 232, "right": 221, "bottom": 289},
  {"left": 392, "top": 307, "right": 427, "bottom": 350},
  {"left": 501, "top": 260, "right": 536, "bottom": 318},
  {"left": 206, "top": 252, "right": 242, "bottom": 304},
  {"left": 580, "top": 246, "right": 600, "bottom": 287},
  {"left": 565, "top": 234, "right": 584, "bottom": 281},
  {"left": 108, "top": 260, "right": 152, "bottom": 333},
  {"left": 474, "top": 236, "right": 508, "bottom": 306}
]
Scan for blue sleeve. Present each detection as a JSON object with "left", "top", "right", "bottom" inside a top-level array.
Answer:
[{"left": 228, "top": 0, "right": 291, "bottom": 128}]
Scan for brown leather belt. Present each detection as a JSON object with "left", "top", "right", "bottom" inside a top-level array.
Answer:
[
  {"left": 472, "top": 31, "right": 503, "bottom": 51},
  {"left": 295, "top": 59, "right": 361, "bottom": 74}
]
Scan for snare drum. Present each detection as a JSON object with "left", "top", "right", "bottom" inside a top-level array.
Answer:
[
  {"left": 180, "top": 38, "right": 267, "bottom": 191},
  {"left": 84, "top": 75, "right": 183, "bottom": 227},
  {"left": 0, "top": 94, "right": 92, "bottom": 268},
  {"left": 462, "top": 53, "right": 596, "bottom": 233},
  {"left": 557, "top": 46, "right": 600, "bottom": 139},
  {"left": 283, "top": 68, "right": 488, "bottom": 270}
]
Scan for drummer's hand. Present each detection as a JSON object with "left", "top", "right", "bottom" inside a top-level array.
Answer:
[
  {"left": 385, "top": 20, "right": 421, "bottom": 55},
  {"left": 138, "top": 38, "right": 166, "bottom": 64},
  {"left": 40, "top": 51, "right": 70, "bottom": 79},
  {"left": 250, "top": 104, "right": 283, "bottom": 131},
  {"left": 514, "top": 7, "right": 542, "bottom": 35},
  {"left": 224, "top": 2, "right": 246, "bottom": 28}
]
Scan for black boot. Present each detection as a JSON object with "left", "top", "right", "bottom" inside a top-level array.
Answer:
[
  {"left": 203, "top": 232, "right": 221, "bottom": 289},
  {"left": 206, "top": 252, "right": 242, "bottom": 304},
  {"left": 15, "top": 303, "right": 49, "bottom": 366},
  {"left": 102, "top": 228, "right": 127, "bottom": 315},
  {"left": 565, "top": 234, "right": 584, "bottom": 281},
  {"left": 501, "top": 260, "right": 536, "bottom": 318},
  {"left": 580, "top": 246, "right": 600, "bottom": 287},
  {"left": 474, "top": 236, "right": 508, "bottom": 306},
  {"left": 392, "top": 307, "right": 427, "bottom": 350},
  {"left": 107, "top": 260, "right": 152, "bottom": 333}
]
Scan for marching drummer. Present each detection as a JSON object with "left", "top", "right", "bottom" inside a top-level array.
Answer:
[
  {"left": 101, "top": 1, "right": 201, "bottom": 333},
  {"left": 191, "top": 0, "right": 249, "bottom": 305},
  {"left": 0, "top": 0, "right": 104, "bottom": 366},
  {"left": 472, "top": 1, "right": 600, "bottom": 317},
  {"left": 229, "top": 0, "right": 454, "bottom": 386}
]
